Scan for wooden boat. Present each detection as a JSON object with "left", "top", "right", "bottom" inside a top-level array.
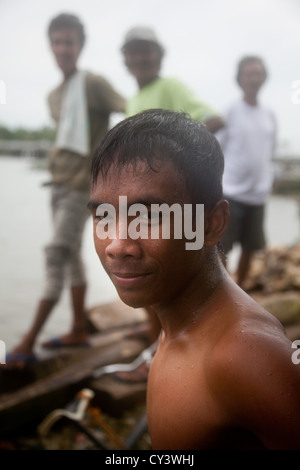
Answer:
[
  {"left": 1, "top": 281, "right": 299, "bottom": 441},
  {"left": 0, "top": 301, "right": 150, "bottom": 438}
]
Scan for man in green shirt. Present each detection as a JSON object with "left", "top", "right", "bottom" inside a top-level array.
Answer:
[{"left": 122, "top": 26, "right": 224, "bottom": 134}]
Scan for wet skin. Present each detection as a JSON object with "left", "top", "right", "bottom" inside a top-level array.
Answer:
[
  {"left": 89, "top": 160, "right": 204, "bottom": 310},
  {"left": 89, "top": 158, "right": 300, "bottom": 450}
]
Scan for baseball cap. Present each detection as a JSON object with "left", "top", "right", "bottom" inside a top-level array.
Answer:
[{"left": 121, "top": 26, "right": 164, "bottom": 53}]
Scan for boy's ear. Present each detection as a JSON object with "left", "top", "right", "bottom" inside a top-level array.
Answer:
[{"left": 204, "top": 200, "right": 230, "bottom": 247}]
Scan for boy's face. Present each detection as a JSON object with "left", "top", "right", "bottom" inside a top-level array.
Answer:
[
  {"left": 89, "top": 159, "right": 203, "bottom": 309},
  {"left": 123, "top": 41, "right": 162, "bottom": 87},
  {"left": 49, "top": 27, "right": 82, "bottom": 77}
]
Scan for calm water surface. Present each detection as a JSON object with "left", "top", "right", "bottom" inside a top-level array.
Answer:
[{"left": 0, "top": 156, "right": 299, "bottom": 350}]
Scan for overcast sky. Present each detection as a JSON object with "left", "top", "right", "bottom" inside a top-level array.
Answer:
[{"left": 1, "top": 0, "right": 300, "bottom": 155}]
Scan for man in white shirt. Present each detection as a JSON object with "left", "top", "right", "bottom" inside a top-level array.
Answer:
[{"left": 216, "top": 56, "right": 277, "bottom": 288}]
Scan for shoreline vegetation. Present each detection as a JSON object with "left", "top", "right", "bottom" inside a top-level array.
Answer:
[
  {"left": 0, "top": 123, "right": 300, "bottom": 196},
  {"left": 0, "top": 125, "right": 56, "bottom": 142},
  {"left": 0, "top": 125, "right": 55, "bottom": 159}
]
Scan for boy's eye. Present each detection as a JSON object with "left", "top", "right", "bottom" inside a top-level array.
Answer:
[
  {"left": 132, "top": 212, "right": 150, "bottom": 225},
  {"left": 149, "top": 211, "right": 161, "bottom": 225},
  {"left": 94, "top": 211, "right": 113, "bottom": 222},
  {"left": 137, "top": 211, "right": 161, "bottom": 225}
]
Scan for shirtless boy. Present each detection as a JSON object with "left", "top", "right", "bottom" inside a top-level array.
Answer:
[{"left": 89, "top": 109, "right": 300, "bottom": 450}]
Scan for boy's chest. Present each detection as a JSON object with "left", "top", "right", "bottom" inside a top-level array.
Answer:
[
  {"left": 147, "top": 353, "right": 221, "bottom": 449},
  {"left": 147, "top": 347, "right": 265, "bottom": 450}
]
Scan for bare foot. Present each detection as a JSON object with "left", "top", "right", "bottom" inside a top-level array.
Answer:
[{"left": 4, "top": 344, "right": 36, "bottom": 369}]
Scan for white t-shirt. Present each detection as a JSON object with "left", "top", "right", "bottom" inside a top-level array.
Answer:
[{"left": 216, "top": 99, "right": 277, "bottom": 205}]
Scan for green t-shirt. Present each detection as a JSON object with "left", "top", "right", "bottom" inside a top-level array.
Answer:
[{"left": 126, "top": 77, "right": 218, "bottom": 122}]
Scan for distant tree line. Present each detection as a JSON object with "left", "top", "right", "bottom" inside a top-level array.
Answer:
[{"left": 0, "top": 125, "right": 56, "bottom": 141}]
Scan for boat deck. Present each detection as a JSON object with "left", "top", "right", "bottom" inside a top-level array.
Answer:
[{"left": 0, "top": 301, "right": 149, "bottom": 437}]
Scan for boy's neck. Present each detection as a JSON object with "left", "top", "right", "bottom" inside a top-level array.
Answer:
[{"left": 154, "top": 252, "right": 228, "bottom": 337}]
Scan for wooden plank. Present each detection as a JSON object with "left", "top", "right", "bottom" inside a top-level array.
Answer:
[
  {"left": 0, "top": 329, "right": 145, "bottom": 436},
  {"left": 87, "top": 300, "right": 147, "bottom": 333},
  {"left": 89, "top": 375, "right": 147, "bottom": 417}
]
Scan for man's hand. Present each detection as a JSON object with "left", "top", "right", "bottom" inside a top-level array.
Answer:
[{"left": 205, "top": 116, "right": 225, "bottom": 134}]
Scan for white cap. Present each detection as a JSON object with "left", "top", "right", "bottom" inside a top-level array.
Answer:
[{"left": 121, "top": 26, "right": 164, "bottom": 52}]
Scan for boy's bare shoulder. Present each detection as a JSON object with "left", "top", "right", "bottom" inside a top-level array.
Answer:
[
  {"left": 205, "top": 288, "right": 300, "bottom": 447},
  {"left": 205, "top": 280, "right": 295, "bottom": 396},
  {"left": 210, "top": 287, "right": 291, "bottom": 371}
]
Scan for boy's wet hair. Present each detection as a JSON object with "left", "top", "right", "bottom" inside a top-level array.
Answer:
[
  {"left": 91, "top": 109, "right": 224, "bottom": 209},
  {"left": 48, "top": 13, "right": 86, "bottom": 46}
]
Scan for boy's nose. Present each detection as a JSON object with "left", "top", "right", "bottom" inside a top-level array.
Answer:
[{"left": 105, "top": 221, "right": 143, "bottom": 259}]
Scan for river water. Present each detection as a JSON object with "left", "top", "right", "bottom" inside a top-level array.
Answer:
[{"left": 0, "top": 156, "right": 299, "bottom": 350}]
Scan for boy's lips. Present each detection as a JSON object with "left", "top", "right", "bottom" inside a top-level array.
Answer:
[{"left": 110, "top": 271, "right": 151, "bottom": 288}]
